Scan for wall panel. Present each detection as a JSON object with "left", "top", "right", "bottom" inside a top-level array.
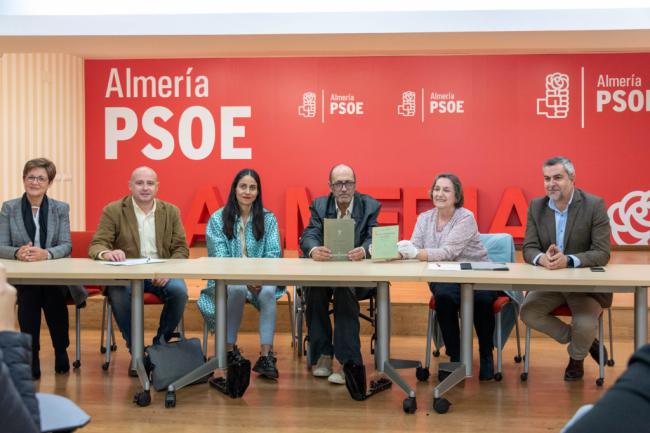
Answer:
[{"left": 0, "top": 53, "right": 85, "bottom": 229}]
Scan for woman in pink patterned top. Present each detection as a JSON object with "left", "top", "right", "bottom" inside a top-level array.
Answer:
[{"left": 398, "top": 173, "right": 498, "bottom": 381}]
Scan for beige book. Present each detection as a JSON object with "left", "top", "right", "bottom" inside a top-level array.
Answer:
[{"left": 371, "top": 225, "right": 399, "bottom": 261}]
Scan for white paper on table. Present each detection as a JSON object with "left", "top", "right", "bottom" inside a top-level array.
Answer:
[
  {"left": 427, "top": 262, "right": 462, "bottom": 271},
  {"left": 101, "top": 258, "right": 166, "bottom": 266}
]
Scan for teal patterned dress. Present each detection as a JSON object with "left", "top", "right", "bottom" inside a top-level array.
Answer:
[{"left": 197, "top": 207, "right": 284, "bottom": 333}]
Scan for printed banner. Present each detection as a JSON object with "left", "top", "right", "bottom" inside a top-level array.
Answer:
[{"left": 85, "top": 55, "right": 650, "bottom": 248}]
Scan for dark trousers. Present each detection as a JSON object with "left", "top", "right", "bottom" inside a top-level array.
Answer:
[
  {"left": 16, "top": 285, "right": 70, "bottom": 357},
  {"left": 429, "top": 282, "right": 498, "bottom": 361},
  {"left": 105, "top": 279, "right": 188, "bottom": 349},
  {"left": 305, "top": 286, "right": 372, "bottom": 366}
]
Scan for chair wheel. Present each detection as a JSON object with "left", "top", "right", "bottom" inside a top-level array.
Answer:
[
  {"left": 415, "top": 367, "right": 430, "bottom": 382},
  {"left": 73, "top": 360, "right": 81, "bottom": 369},
  {"left": 165, "top": 390, "right": 176, "bottom": 408},
  {"left": 433, "top": 350, "right": 440, "bottom": 357},
  {"left": 606, "top": 359, "right": 615, "bottom": 367},
  {"left": 596, "top": 378, "right": 604, "bottom": 387},
  {"left": 403, "top": 397, "right": 417, "bottom": 414},
  {"left": 433, "top": 397, "right": 451, "bottom": 414},
  {"left": 133, "top": 390, "right": 151, "bottom": 407},
  {"left": 520, "top": 372, "right": 528, "bottom": 381},
  {"left": 100, "top": 347, "right": 107, "bottom": 354},
  {"left": 111, "top": 344, "right": 117, "bottom": 352},
  {"left": 494, "top": 372, "right": 503, "bottom": 381},
  {"left": 514, "top": 355, "right": 522, "bottom": 363},
  {"left": 102, "top": 362, "right": 110, "bottom": 371}
]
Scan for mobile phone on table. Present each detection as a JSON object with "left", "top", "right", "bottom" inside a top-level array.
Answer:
[{"left": 590, "top": 266, "right": 606, "bottom": 272}]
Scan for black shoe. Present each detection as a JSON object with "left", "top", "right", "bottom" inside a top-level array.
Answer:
[
  {"left": 209, "top": 349, "right": 251, "bottom": 398},
  {"left": 564, "top": 358, "right": 584, "bottom": 381},
  {"left": 343, "top": 361, "right": 367, "bottom": 401},
  {"left": 589, "top": 339, "right": 608, "bottom": 365},
  {"left": 438, "top": 354, "right": 459, "bottom": 382},
  {"left": 479, "top": 353, "right": 494, "bottom": 381},
  {"left": 252, "top": 353, "right": 279, "bottom": 380},
  {"left": 438, "top": 369, "right": 451, "bottom": 382},
  {"left": 32, "top": 353, "right": 41, "bottom": 380},
  {"left": 227, "top": 346, "right": 246, "bottom": 367},
  {"left": 54, "top": 349, "right": 70, "bottom": 374}
]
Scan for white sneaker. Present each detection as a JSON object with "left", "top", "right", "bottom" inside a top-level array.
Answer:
[
  {"left": 327, "top": 369, "right": 346, "bottom": 385},
  {"left": 312, "top": 355, "right": 333, "bottom": 377}
]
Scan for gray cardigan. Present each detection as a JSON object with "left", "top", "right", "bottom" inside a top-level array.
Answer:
[{"left": 0, "top": 197, "right": 87, "bottom": 305}]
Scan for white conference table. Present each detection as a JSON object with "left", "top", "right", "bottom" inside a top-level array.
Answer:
[
  {"left": 2, "top": 258, "right": 649, "bottom": 414},
  {"left": 420, "top": 263, "right": 650, "bottom": 413}
]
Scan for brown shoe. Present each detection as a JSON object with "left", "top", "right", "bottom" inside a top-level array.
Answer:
[{"left": 564, "top": 358, "right": 584, "bottom": 381}]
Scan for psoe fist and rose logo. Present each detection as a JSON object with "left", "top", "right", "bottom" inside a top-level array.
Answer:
[
  {"left": 397, "top": 91, "right": 417, "bottom": 117},
  {"left": 298, "top": 91, "right": 317, "bottom": 118},
  {"left": 537, "top": 72, "right": 570, "bottom": 119},
  {"left": 608, "top": 191, "right": 650, "bottom": 245}
]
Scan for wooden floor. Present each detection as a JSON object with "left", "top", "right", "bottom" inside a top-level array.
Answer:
[{"left": 32, "top": 331, "right": 636, "bottom": 433}]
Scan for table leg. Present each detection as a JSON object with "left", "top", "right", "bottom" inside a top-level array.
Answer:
[
  {"left": 375, "top": 281, "right": 389, "bottom": 371},
  {"left": 131, "top": 280, "right": 151, "bottom": 406},
  {"left": 131, "top": 280, "right": 147, "bottom": 383},
  {"left": 216, "top": 279, "right": 227, "bottom": 369},
  {"left": 167, "top": 280, "right": 228, "bottom": 401},
  {"left": 376, "top": 281, "right": 417, "bottom": 411},
  {"left": 634, "top": 286, "right": 648, "bottom": 349},
  {"left": 461, "top": 283, "right": 474, "bottom": 377},
  {"left": 432, "top": 283, "right": 473, "bottom": 413}
]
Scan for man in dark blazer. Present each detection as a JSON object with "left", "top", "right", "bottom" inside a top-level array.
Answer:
[
  {"left": 89, "top": 166, "right": 189, "bottom": 357},
  {"left": 520, "top": 156, "right": 611, "bottom": 381},
  {"left": 300, "top": 164, "right": 380, "bottom": 385}
]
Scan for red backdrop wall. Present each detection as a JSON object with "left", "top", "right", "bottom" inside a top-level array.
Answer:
[{"left": 85, "top": 55, "right": 650, "bottom": 249}]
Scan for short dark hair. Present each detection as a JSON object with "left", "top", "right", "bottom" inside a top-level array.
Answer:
[
  {"left": 328, "top": 164, "right": 356, "bottom": 183},
  {"left": 431, "top": 173, "right": 464, "bottom": 208},
  {"left": 22, "top": 158, "right": 56, "bottom": 183},
  {"left": 543, "top": 156, "right": 575, "bottom": 179}
]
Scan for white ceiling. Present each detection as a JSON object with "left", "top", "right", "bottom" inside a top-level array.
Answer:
[{"left": 1, "top": 2, "right": 649, "bottom": 58}]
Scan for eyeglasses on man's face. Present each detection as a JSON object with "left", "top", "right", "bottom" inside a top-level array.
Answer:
[
  {"left": 330, "top": 181, "right": 356, "bottom": 191},
  {"left": 24, "top": 175, "right": 48, "bottom": 184}
]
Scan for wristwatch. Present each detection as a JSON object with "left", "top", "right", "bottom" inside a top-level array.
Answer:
[{"left": 567, "top": 256, "right": 575, "bottom": 268}]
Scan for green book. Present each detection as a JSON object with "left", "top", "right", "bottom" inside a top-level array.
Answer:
[
  {"left": 371, "top": 225, "right": 399, "bottom": 261},
  {"left": 324, "top": 218, "right": 355, "bottom": 261}
]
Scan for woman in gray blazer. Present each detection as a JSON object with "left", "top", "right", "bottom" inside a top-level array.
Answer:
[{"left": 0, "top": 158, "right": 85, "bottom": 380}]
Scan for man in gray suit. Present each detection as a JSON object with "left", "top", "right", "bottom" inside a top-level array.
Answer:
[{"left": 520, "top": 156, "right": 611, "bottom": 381}]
